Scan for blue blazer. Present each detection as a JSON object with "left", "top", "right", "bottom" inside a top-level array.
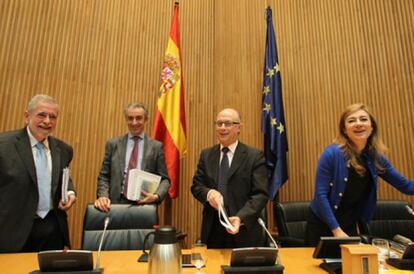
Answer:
[{"left": 310, "top": 144, "right": 414, "bottom": 230}]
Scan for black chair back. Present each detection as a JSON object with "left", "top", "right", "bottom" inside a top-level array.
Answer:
[
  {"left": 274, "top": 201, "right": 309, "bottom": 247},
  {"left": 359, "top": 200, "right": 414, "bottom": 242},
  {"left": 82, "top": 204, "right": 158, "bottom": 250}
]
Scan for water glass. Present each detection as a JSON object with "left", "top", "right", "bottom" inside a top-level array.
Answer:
[
  {"left": 372, "top": 238, "right": 389, "bottom": 272},
  {"left": 191, "top": 242, "right": 207, "bottom": 274}
]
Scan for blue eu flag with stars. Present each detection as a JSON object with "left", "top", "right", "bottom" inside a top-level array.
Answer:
[{"left": 261, "top": 6, "right": 288, "bottom": 200}]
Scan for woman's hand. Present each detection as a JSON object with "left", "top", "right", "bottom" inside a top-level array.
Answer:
[{"left": 332, "top": 227, "right": 349, "bottom": 238}]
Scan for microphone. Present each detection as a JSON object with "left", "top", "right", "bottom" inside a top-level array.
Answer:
[
  {"left": 95, "top": 216, "right": 110, "bottom": 270},
  {"left": 393, "top": 234, "right": 413, "bottom": 246},
  {"left": 258, "top": 218, "right": 279, "bottom": 249},
  {"left": 406, "top": 205, "right": 414, "bottom": 216}
]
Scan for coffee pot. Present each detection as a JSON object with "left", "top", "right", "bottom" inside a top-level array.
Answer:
[{"left": 143, "top": 226, "right": 182, "bottom": 274}]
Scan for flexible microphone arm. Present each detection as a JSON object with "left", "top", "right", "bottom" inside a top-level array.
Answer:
[
  {"left": 406, "top": 205, "right": 414, "bottom": 216},
  {"left": 258, "top": 218, "right": 279, "bottom": 249},
  {"left": 95, "top": 216, "right": 110, "bottom": 270}
]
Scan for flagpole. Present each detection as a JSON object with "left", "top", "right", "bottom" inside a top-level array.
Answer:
[{"left": 265, "top": 1, "right": 269, "bottom": 20}]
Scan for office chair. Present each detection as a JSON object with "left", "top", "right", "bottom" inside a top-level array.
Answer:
[
  {"left": 82, "top": 204, "right": 158, "bottom": 250},
  {"left": 359, "top": 200, "right": 414, "bottom": 243},
  {"left": 273, "top": 201, "right": 310, "bottom": 247}
]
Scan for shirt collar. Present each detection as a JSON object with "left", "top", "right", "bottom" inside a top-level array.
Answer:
[
  {"left": 26, "top": 127, "right": 49, "bottom": 150},
  {"left": 220, "top": 140, "right": 238, "bottom": 154},
  {"left": 128, "top": 132, "right": 144, "bottom": 140}
]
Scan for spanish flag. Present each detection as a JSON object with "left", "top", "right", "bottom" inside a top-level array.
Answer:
[{"left": 152, "top": 2, "right": 186, "bottom": 199}]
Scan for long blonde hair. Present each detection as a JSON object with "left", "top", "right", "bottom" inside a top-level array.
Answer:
[{"left": 334, "top": 103, "right": 387, "bottom": 175}]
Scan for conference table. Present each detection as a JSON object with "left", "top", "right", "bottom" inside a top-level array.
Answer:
[{"left": 0, "top": 248, "right": 401, "bottom": 274}]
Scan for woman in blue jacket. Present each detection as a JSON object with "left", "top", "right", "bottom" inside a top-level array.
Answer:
[{"left": 306, "top": 103, "right": 414, "bottom": 246}]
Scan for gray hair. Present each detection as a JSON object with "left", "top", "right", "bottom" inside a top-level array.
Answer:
[
  {"left": 27, "top": 94, "right": 58, "bottom": 113},
  {"left": 123, "top": 102, "right": 148, "bottom": 118}
]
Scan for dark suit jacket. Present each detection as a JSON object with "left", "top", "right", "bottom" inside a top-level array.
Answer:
[
  {"left": 191, "top": 142, "right": 268, "bottom": 247},
  {"left": 0, "top": 128, "right": 75, "bottom": 252},
  {"left": 96, "top": 134, "right": 170, "bottom": 203}
]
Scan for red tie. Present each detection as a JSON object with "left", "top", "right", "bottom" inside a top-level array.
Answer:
[{"left": 124, "top": 136, "right": 140, "bottom": 197}]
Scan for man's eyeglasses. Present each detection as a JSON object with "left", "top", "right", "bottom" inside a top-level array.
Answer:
[
  {"left": 36, "top": 112, "right": 58, "bottom": 121},
  {"left": 214, "top": 121, "right": 240, "bottom": 128}
]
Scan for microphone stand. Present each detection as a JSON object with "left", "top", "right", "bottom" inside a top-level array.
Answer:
[
  {"left": 406, "top": 205, "right": 414, "bottom": 216},
  {"left": 95, "top": 217, "right": 110, "bottom": 271},
  {"left": 258, "top": 218, "right": 282, "bottom": 265},
  {"left": 258, "top": 218, "right": 279, "bottom": 249}
]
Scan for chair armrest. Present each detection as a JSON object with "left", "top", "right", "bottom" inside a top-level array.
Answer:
[
  {"left": 276, "top": 236, "right": 306, "bottom": 247},
  {"left": 176, "top": 231, "right": 188, "bottom": 249}
]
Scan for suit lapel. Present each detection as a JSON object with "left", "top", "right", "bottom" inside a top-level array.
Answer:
[
  {"left": 211, "top": 145, "right": 221, "bottom": 184},
  {"left": 227, "top": 142, "right": 246, "bottom": 179},
  {"left": 49, "top": 137, "right": 61, "bottom": 196},
  {"left": 14, "top": 129, "right": 37, "bottom": 183},
  {"left": 141, "top": 135, "right": 150, "bottom": 171},
  {"left": 118, "top": 135, "right": 128, "bottom": 175}
]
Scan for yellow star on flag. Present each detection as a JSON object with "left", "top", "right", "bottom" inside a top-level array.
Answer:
[
  {"left": 266, "top": 68, "right": 275, "bottom": 77},
  {"left": 270, "top": 117, "right": 277, "bottom": 127},
  {"left": 274, "top": 63, "right": 280, "bottom": 73},
  {"left": 263, "top": 86, "right": 270, "bottom": 96},
  {"left": 263, "top": 103, "right": 271, "bottom": 113},
  {"left": 277, "top": 123, "right": 284, "bottom": 134}
]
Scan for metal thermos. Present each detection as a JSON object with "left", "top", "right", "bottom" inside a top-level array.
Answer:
[{"left": 143, "top": 226, "right": 182, "bottom": 274}]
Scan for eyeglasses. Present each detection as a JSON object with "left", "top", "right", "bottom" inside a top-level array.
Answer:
[
  {"left": 36, "top": 112, "right": 58, "bottom": 121},
  {"left": 214, "top": 121, "right": 240, "bottom": 128}
]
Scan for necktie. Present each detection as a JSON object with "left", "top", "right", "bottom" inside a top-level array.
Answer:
[
  {"left": 124, "top": 136, "right": 140, "bottom": 197},
  {"left": 35, "top": 142, "right": 51, "bottom": 218},
  {"left": 218, "top": 147, "right": 230, "bottom": 202}
]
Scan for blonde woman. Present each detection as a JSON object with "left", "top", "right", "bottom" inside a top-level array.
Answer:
[{"left": 306, "top": 103, "right": 414, "bottom": 246}]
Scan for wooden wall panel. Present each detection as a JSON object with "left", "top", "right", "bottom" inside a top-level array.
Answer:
[{"left": 1, "top": 0, "right": 413, "bottom": 249}]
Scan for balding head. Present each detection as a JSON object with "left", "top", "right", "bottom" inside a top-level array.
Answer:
[{"left": 215, "top": 108, "right": 242, "bottom": 147}]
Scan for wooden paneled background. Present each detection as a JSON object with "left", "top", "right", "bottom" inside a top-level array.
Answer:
[{"left": 1, "top": 0, "right": 413, "bottom": 248}]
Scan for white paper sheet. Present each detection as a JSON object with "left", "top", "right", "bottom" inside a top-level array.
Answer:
[
  {"left": 126, "top": 169, "right": 161, "bottom": 201},
  {"left": 61, "top": 167, "right": 70, "bottom": 203},
  {"left": 218, "top": 202, "right": 237, "bottom": 233}
]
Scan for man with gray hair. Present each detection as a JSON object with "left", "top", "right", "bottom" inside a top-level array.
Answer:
[
  {"left": 94, "top": 103, "right": 170, "bottom": 212},
  {"left": 0, "top": 94, "right": 76, "bottom": 252}
]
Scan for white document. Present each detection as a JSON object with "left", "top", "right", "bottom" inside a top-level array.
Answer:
[
  {"left": 218, "top": 202, "right": 237, "bottom": 233},
  {"left": 61, "top": 167, "right": 70, "bottom": 203},
  {"left": 126, "top": 169, "right": 161, "bottom": 201}
]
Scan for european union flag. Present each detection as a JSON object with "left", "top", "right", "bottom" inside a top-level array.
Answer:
[{"left": 261, "top": 7, "right": 288, "bottom": 200}]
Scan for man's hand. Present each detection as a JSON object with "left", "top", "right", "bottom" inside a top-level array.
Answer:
[
  {"left": 94, "top": 197, "right": 111, "bottom": 212},
  {"left": 226, "top": 216, "right": 241, "bottom": 234},
  {"left": 59, "top": 194, "right": 76, "bottom": 211},
  {"left": 207, "top": 189, "right": 223, "bottom": 210},
  {"left": 137, "top": 192, "right": 159, "bottom": 205}
]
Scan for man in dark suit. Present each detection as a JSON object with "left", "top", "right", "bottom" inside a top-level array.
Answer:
[
  {"left": 0, "top": 94, "right": 76, "bottom": 253},
  {"left": 94, "top": 103, "right": 170, "bottom": 212},
  {"left": 191, "top": 108, "right": 268, "bottom": 248}
]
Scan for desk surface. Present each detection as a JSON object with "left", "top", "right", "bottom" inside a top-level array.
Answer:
[{"left": 0, "top": 248, "right": 327, "bottom": 274}]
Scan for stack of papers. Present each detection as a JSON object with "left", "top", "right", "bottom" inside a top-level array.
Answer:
[
  {"left": 61, "top": 167, "right": 70, "bottom": 203},
  {"left": 126, "top": 169, "right": 161, "bottom": 201}
]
